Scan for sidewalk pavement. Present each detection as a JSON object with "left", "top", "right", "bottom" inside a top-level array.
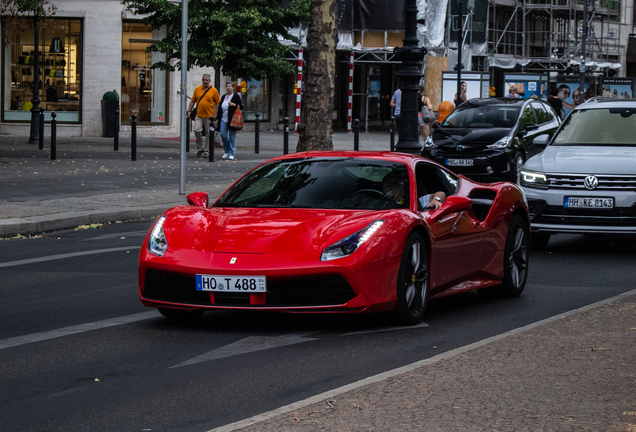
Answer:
[{"left": 2, "top": 129, "right": 636, "bottom": 432}]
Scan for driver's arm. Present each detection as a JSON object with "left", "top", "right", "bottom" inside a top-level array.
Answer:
[{"left": 424, "top": 191, "right": 447, "bottom": 210}]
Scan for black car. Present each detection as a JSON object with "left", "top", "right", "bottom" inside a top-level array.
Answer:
[{"left": 422, "top": 98, "right": 561, "bottom": 182}]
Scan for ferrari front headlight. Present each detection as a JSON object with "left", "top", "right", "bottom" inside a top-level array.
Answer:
[
  {"left": 321, "top": 220, "right": 384, "bottom": 261},
  {"left": 486, "top": 136, "right": 512, "bottom": 149},
  {"left": 148, "top": 215, "right": 168, "bottom": 257}
]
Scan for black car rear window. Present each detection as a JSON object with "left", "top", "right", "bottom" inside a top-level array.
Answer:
[{"left": 442, "top": 105, "right": 521, "bottom": 128}]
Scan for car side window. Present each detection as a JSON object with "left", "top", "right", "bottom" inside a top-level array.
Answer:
[
  {"left": 531, "top": 102, "right": 555, "bottom": 125},
  {"left": 415, "top": 162, "right": 459, "bottom": 210},
  {"left": 518, "top": 105, "right": 537, "bottom": 131}
]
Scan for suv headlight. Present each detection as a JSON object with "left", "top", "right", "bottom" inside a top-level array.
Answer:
[
  {"left": 424, "top": 135, "right": 437, "bottom": 149},
  {"left": 520, "top": 170, "right": 548, "bottom": 189},
  {"left": 486, "top": 136, "right": 512, "bottom": 149},
  {"left": 321, "top": 220, "right": 384, "bottom": 261},
  {"left": 148, "top": 215, "right": 168, "bottom": 257}
]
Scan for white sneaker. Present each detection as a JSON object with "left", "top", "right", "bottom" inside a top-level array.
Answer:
[
  {"left": 229, "top": 155, "right": 235, "bottom": 160},
  {"left": 222, "top": 153, "right": 229, "bottom": 159}
]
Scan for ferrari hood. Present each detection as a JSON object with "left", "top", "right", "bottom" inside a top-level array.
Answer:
[
  {"left": 161, "top": 207, "right": 386, "bottom": 255},
  {"left": 525, "top": 145, "right": 636, "bottom": 174}
]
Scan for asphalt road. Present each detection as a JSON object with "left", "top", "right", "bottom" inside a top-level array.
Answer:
[{"left": 1, "top": 222, "right": 635, "bottom": 432}]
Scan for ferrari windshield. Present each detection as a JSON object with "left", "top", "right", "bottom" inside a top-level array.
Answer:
[
  {"left": 442, "top": 105, "right": 520, "bottom": 128},
  {"left": 553, "top": 107, "right": 636, "bottom": 145},
  {"left": 215, "top": 158, "right": 411, "bottom": 210}
]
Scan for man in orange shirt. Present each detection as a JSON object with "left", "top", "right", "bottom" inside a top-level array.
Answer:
[{"left": 187, "top": 74, "right": 221, "bottom": 157}]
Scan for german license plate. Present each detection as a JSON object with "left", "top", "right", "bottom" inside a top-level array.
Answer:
[
  {"left": 564, "top": 197, "right": 614, "bottom": 209},
  {"left": 196, "top": 274, "right": 267, "bottom": 292},
  {"left": 446, "top": 159, "right": 473, "bottom": 167}
]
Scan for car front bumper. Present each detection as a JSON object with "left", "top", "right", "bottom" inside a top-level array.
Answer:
[{"left": 424, "top": 148, "right": 514, "bottom": 180}]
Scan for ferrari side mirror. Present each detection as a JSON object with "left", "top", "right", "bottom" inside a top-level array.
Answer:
[
  {"left": 187, "top": 191, "right": 209, "bottom": 208},
  {"left": 428, "top": 195, "right": 472, "bottom": 223}
]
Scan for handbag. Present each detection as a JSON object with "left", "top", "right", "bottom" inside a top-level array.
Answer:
[
  {"left": 421, "top": 99, "right": 436, "bottom": 123},
  {"left": 230, "top": 105, "right": 244, "bottom": 130},
  {"left": 190, "top": 86, "right": 212, "bottom": 121}
]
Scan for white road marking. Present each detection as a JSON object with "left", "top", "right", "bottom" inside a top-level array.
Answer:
[
  {"left": 83, "top": 230, "right": 149, "bottom": 241},
  {"left": 0, "top": 246, "right": 139, "bottom": 268},
  {"left": 341, "top": 321, "right": 429, "bottom": 336},
  {"left": 0, "top": 311, "right": 158, "bottom": 350},
  {"left": 171, "top": 331, "right": 320, "bottom": 368},
  {"left": 207, "top": 288, "right": 636, "bottom": 432}
]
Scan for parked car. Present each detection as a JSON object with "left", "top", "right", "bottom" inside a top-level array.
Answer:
[
  {"left": 139, "top": 152, "right": 530, "bottom": 325},
  {"left": 520, "top": 99, "right": 636, "bottom": 248},
  {"left": 423, "top": 98, "right": 561, "bottom": 182}
]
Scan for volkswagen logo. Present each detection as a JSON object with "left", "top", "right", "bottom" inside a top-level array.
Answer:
[
  {"left": 584, "top": 175, "right": 599, "bottom": 190},
  {"left": 456, "top": 144, "right": 465, "bottom": 151}
]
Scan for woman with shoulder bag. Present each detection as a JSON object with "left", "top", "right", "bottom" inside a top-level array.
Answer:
[
  {"left": 217, "top": 81, "right": 244, "bottom": 160},
  {"left": 420, "top": 93, "right": 435, "bottom": 142}
]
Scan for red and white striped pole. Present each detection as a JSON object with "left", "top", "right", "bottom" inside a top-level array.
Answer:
[
  {"left": 347, "top": 52, "right": 354, "bottom": 133},
  {"left": 295, "top": 49, "right": 303, "bottom": 133}
]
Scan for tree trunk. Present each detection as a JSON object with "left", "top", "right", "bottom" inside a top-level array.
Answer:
[{"left": 296, "top": 0, "right": 337, "bottom": 152}]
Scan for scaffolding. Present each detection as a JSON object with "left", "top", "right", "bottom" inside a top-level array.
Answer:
[{"left": 489, "top": 0, "right": 624, "bottom": 73}]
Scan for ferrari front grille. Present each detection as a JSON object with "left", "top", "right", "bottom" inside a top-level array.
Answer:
[{"left": 143, "top": 270, "right": 357, "bottom": 307}]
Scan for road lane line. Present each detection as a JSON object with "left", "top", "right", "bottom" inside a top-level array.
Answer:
[
  {"left": 208, "top": 288, "right": 636, "bottom": 432},
  {"left": 82, "top": 230, "right": 149, "bottom": 241},
  {"left": 0, "top": 246, "right": 139, "bottom": 268},
  {"left": 0, "top": 311, "right": 158, "bottom": 350}
]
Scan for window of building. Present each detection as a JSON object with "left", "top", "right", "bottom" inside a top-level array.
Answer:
[
  {"left": 121, "top": 22, "right": 167, "bottom": 124},
  {"left": 3, "top": 18, "right": 83, "bottom": 122}
]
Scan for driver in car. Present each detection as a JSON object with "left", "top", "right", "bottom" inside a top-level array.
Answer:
[{"left": 381, "top": 171, "right": 446, "bottom": 210}]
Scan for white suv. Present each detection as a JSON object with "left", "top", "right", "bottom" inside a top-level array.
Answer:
[{"left": 520, "top": 100, "right": 636, "bottom": 247}]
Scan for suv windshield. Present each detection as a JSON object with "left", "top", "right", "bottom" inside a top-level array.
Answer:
[
  {"left": 553, "top": 107, "right": 636, "bottom": 145},
  {"left": 442, "top": 105, "right": 520, "bottom": 128}
]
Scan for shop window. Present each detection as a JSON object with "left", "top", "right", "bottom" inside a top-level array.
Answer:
[
  {"left": 242, "top": 78, "right": 269, "bottom": 121},
  {"left": 121, "top": 22, "right": 167, "bottom": 124},
  {"left": 3, "top": 18, "right": 83, "bottom": 123}
]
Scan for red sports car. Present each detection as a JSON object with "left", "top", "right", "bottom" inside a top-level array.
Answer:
[{"left": 138, "top": 151, "right": 530, "bottom": 325}]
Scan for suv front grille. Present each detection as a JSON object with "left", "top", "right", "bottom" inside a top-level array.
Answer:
[{"left": 546, "top": 173, "right": 636, "bottom": 190}]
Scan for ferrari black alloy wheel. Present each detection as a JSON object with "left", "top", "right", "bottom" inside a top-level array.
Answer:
[
  {"left": 157, "top": 307, "right": 204, "bottom": 321},
  {"left": 394, "top": 232, "right": 429, "bottom": 325},
  {"left": 500, "top": 214, "right": 529, "bottom": 297}
]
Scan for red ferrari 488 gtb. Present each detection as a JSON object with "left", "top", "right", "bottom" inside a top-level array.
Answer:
[{"left": 139, "top": 151, "right": 530, "bottom": 325}]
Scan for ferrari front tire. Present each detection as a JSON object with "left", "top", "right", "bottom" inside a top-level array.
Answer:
[
  {"left": 157, "top": 307, "right": 204, "bottom": 321},
  {"left": 393, "top": 232, "right": 429, "bottom": 325}
]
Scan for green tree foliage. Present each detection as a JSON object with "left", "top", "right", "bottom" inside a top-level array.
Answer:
[
  {"left": 0, "top": 0, "right": 57, "bottom": 44},
  {"left": 122, "top": 0, "right": 310, "bottom": 80}
]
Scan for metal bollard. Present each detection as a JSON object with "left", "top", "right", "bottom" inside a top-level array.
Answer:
[
  {"left": 186, "top": 118, "right": 190, "bottom": 153},
  {"left": 283, "top": 117, "right": 289, "bottom": 155},
  {"left": 50, "top": 112, "right": 57, "bottom": 160},
  {"left": 131, "top": 114, "right": 137, "bottom": 161},
  {"left": 390, "top": 116, "right": 396, "bottom": 152},
  {"left": 353, "top": 119, "right": 360, "bottom": 151},
  {"left": 254, "top": 112, "right": 260, "bottom": 154},
  {"left": 38, "top": 108, "right": 44, "bottom": 150},
  {"left": 208, "top": 116, "right": 215, "bottom": 162},
  {"left": 114, "top": 109, "right": 119, "bottom": 151}
]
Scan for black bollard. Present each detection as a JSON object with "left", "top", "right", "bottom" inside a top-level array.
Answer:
[
  {"left": 283, "top": 117, "right": 289, "bottom": 155},
  {"left": 208, "top": 116, "right": 215, "bottom": 162},
  {"left": 354, "top": 119, "right": 360, "bottom": 151},
  {"left": 131, "top": 114, "right": 137, "bottom": 161},
  {"left": 38, "top": 108, "right": 44, "bottom": 150},
  {"left": 50, "top": 112, "right": 57, "bottom": 160},
  {"left": 254, "top": 112, "right": 260, "bottom": 154},
  {"left": 390, "top": 116, "right": 396, "bottom": 152},
  {"left": 114, "top": 109, "right": 119, "bottom": 151},
  {"left": 186, "top": 118, "right": 190, "bottom": 153}
]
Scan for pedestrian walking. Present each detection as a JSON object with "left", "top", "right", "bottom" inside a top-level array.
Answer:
[
  {"left": 217, "top": 81, "right": 244, "bottom": 160},
  {"left": 390, "top": 88, "right": 402, "bottom": 118},
  {"left": 187, "top": 74, "right": 221, "bottom": 158}
]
